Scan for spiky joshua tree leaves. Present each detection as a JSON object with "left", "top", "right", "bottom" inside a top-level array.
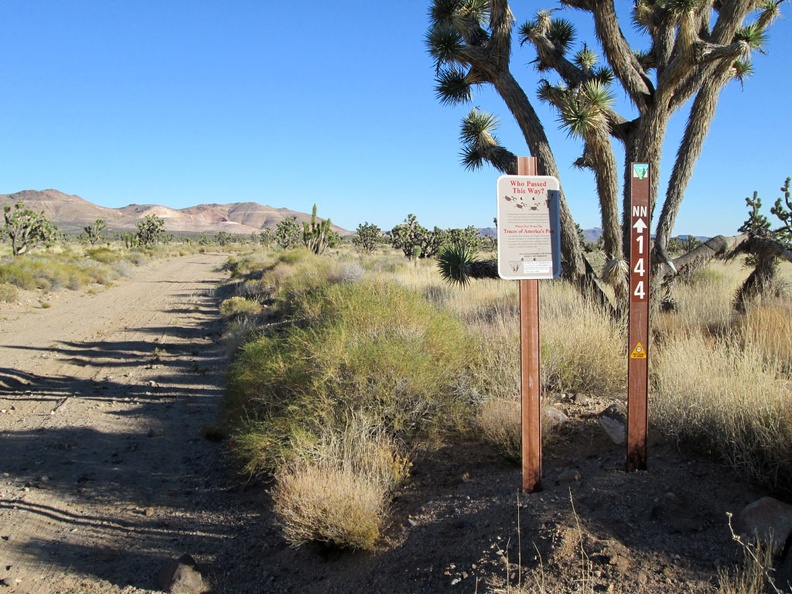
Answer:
[{"left": 426, "top": 0, "right": 784, "bottom": 311}]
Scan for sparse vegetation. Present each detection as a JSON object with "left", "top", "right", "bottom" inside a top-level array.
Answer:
[{"left": 219, "top": 241, "right": 792, "bottom": 561}]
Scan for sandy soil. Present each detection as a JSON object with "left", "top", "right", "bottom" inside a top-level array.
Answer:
[{"left": 0, "top": 253, "right": 779, "bottom": 593}]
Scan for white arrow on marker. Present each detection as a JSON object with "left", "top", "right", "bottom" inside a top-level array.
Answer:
[{"left": 633, "top": 218, "right": 647, "bottom": 233}]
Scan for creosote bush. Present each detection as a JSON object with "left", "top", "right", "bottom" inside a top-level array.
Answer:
[
  {"left": 225, "top": 264, "right": 473, "bottom": 550},
  {"left": 227, "top": 278, "right": 476, "bottom": 456}
]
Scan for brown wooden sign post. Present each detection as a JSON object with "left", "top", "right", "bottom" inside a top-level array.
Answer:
[
  {"left": 496, "top": 156, "right": 561, "bottom": 493},
  {"left": 627, "top": 163, "right": 650, "bottom": 471},
  {"left": 517, "top": 157, "right": 542, "bottom": 493}
]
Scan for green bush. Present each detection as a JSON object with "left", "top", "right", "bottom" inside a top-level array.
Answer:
[
  {"left": 86, "top": 246, "right": 121, "bottom": 264},
  {"left": 0, "top": 261, "right": 37, "bottom": 290},
  {"left": 226, "top": 279, "right": 476, "bottom": 476}
]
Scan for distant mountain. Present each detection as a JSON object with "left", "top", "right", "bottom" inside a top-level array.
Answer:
[
  {"left": 583, "top": 228, "right": 603, "bottom": 244},
  {"left": 0, "top": 189, "right": 350, "bottom": 235}
]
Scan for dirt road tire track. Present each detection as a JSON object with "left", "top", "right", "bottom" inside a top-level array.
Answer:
[{"left": 0, "top": 253, "right": 242, "bottom": 593}]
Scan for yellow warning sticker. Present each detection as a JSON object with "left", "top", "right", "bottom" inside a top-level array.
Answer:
[{"left": 630, "top": 342, "right": 647, "bottom": 359}]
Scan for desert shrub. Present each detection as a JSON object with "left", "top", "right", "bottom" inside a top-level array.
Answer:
[
  {"left": 235, "top": 278, "right": 273, "bottom": 303},
  {"left": 222, "top": 316, "right": 261, "bottom": 358},
  {"left": 652, "top": 333, "right": 792, "bottom": 492},
  {"left": 220, "top": 296, "right": 262, "bottom": 319},
  {"left": 226, "top": 279, "right": 476, "bottom": 475},
  {"left": 86, "top": 246, "right": 121, "bottom": 264},
  {"left": 223, "top": 254, "right": 271, "bottom": 278},
  {"left": 124, "top": 250, "right": 150, "bottom": 267},
  {"left": 275, "top": 248, "right": 309, "bottom": 266},
  {"left": 110, "top": 260, "right": 135, "bottom": 278},
  {"left": 0, "top": 282, "right": 18, "bottom": 302},
  {"left": 0, "top": 260, "right": 37, "bottom": 290},
  {"left": 329, "top": 261, "right": 365, "bottom": 284}
]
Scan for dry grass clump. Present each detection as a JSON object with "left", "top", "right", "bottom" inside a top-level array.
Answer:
[
  {"left": 273, "top": 464, "right": 386, "bottom": 550},
  {"left": 652, "top": 261, "right": 792, "bottom": 492},
  {"left": 0, "top": 282, "right": 19, "bottom": 303},
  {"left": 717, "top": 535, "right": 779, "bottom": 594},
  {"left": 654, "top": 260, "right": 741, "bottom": 341},
  {"left": 539, "top": 284, "right": 626, "bottom": 396},
  {"left": 268, "top": 414, "right": 409, "bottom": 550},
  {"left": 734, "top": 302, "right": 792, "bottom": 374},
  {"left": 476, "top": 399, "right": 522, "bottom": 462},
  {"left": 652, "top": 332, "right": 792, "bottom": 491},
  {"left": 219, "top": 295, "right": 262, "bottom": 319}
]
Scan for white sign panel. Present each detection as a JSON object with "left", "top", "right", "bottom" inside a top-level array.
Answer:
[{"left": 496, "top": 175, "right": 562, "bottom": 280}]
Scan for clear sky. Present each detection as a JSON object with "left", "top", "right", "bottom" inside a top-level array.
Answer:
[{"left": 2, "top": 2, "right": 790, "bottom": 238}]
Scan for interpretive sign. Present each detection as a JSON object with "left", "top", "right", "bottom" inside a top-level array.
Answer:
[
  {"left": 496, "top": 176, "right": 562, "bottom": 280},
  {"left": 627, "top": 162, "right": 650, "bottom": 472}
]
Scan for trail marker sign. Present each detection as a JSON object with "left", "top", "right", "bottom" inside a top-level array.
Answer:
[{"left": 627, "top": 162, "right": 650, "bottom": 472}]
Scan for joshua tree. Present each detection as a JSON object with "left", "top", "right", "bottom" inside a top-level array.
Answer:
[
  {"left": 136, "top": 214, "right": 165, "bottom": 248},
  {"left": 275, "top": 216, "right": 301, "bottom": 250},
  {"left": 390, "top": 214, "right": 446, "bottom": 260},
  {"left": 729, "top": 181, "right": 792, "bottom": 311},
  {"left": 302, "top": 204, "right": 338, "bottom": 255},
  {"left": 426, "top": 0, "right": 784, "bottom": 310},
  {"left": 353, "top": 222, "right": 383, "bottom": 254},
  {"left": 83, "top": 219, "right": 106, "bottom": 245},
  {"left": 3, "top": 202, "right": 59, "bottom": 256}
]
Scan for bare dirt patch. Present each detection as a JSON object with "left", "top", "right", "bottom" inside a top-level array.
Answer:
[{"left": 0, "top": 254, "right": 778, "bottom": 593}]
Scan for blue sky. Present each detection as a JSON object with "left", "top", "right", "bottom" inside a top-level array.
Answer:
[{"left": 2, "top": 2, "right": 790, "bottom": 238}]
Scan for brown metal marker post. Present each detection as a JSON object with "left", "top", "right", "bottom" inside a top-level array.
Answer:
[
  {"left": 518, "top": 156, "right": 542, "bottom": 492},
  {"left": 627, "top": 163, "right": 650, "bottom": 472}
]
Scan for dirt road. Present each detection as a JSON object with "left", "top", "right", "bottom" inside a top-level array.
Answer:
[{"left": 0, "top": 253, "right": 242, "bottom": 593}]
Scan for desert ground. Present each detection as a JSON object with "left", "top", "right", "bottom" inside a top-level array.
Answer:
[{"left": 0, "top": 253, "right": 784, "bottom": 593}]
